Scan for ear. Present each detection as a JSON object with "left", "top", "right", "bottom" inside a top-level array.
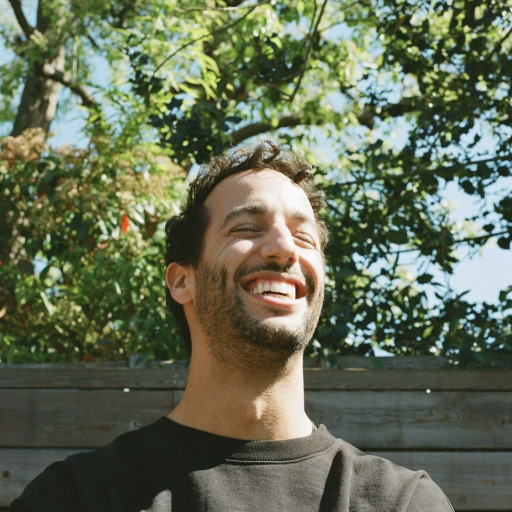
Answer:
[{"left": 166, "top": 262, "right": 194, "bottom": 305}]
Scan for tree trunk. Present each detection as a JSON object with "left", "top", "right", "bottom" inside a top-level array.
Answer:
[{"left": 11, "top": 46, "right": 65, "bottom": 137}]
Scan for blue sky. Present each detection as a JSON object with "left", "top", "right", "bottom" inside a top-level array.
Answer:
[{"left": 437, "top": 181, "right": 511, "bottom": 303}]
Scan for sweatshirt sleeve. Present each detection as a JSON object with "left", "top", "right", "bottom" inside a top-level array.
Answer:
[
  {"left": 407, "top": 474, "right": 455, "bottom": 512},
  {"left": 9, "top": 460, "right": 79, "bottom": 512}
]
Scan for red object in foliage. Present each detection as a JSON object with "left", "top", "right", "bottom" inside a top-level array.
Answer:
[
  {"left": 148, "top": 220, "right": 156, "bottom": 239},
  {"left": 121, "top": 213, "right": 129, "bottom": 233}
]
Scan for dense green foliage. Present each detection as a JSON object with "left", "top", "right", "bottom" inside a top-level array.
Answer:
[
  {"left": 1, "top": 0, "right": 511, "bottom": 366},
  {"left": 1, "top": 132, "right": 188, "bottom": 362}
]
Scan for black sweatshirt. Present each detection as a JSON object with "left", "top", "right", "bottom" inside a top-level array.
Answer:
[{"left": 11, "top": 417, "right": 454, "bottom": 511}]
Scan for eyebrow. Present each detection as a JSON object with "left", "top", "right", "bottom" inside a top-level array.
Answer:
[{"left": 220, "top": 204, "right": 317, "bottom": 231}]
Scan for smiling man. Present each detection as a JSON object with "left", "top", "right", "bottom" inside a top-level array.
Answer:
[
  {"left": 164, "top": 158, "right": 327, "bottom": 442},
  {"left": 10, "top": 141, "right": 453, "bottom": 512}
]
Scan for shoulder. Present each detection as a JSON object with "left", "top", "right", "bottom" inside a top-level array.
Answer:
[
  {"left": 333, "top": 439, "right": 454, "bottom": 511},
  {"left": 10, "top": 418, "right": 174, "bottom": 512},
  {"left": 406, "top": 473, "right": 455, "bottom": 511}
]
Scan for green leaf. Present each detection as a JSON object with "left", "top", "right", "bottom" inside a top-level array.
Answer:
[
  {"left": 497, "top": 237, "right": 511, "bottom": 250},
  {"left": 387, "top": 229, "right": 409, "bottom": 244},
  {"left": 417, "top": 273, "right": 433, "bottom": 284}
]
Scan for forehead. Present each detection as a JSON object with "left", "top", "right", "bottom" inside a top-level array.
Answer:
[{"left": 204, "top": 169, "right": 316, "bottom": 226}]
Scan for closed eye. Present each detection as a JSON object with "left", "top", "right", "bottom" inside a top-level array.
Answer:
[
  {"left": 230, "top": 225, "right": 261, "bottom": 234},
  {"left": 294, "top": 232, "right": 316, "bottom": 247}
]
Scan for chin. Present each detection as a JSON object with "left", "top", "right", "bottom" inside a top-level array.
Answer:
[{"left": 246, "top": 321, "right": 311, "bottom": 352}]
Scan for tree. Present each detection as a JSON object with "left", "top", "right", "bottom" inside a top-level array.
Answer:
[{"left": 1, "top": 0, "right": 511, "bottom": 366}]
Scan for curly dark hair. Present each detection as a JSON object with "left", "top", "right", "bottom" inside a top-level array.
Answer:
[{"left": 165, "top": 140, "right": 329, "bottom": 350}]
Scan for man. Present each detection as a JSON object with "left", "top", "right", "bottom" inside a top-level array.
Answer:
[{"left": 11, "top": 141, "right": 454, "bottom": 511}]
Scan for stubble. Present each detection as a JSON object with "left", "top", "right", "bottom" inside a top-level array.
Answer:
[{"left": 194, "top": 261, "right": 324, "bottom": 370}]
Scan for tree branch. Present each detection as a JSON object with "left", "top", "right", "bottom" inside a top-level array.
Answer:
[
  {"left": 354, "top": 97, "right": 421, "bottom": 128},
  {"left": 289, "top": 0, "right": 329, "bottom": 103},
  {"left": 329, "top": 154, "right": 512, "bottom": 189},
  {"left": 7, "top": 0, "right": 35, "bottom": 38},
  {"left": 41, "top": 64, "right": 100, "bottom": 111},
  {"left": 86, "top": 34, "right": 101, "bottom": 51},
  {"left": 228, "top": 115, "right": 308, "bottom": 145},
  {"left": 488, "top": 24, "right": 512, "bottom": 60},
  {"left": 388, "top": 229, "right": 510, "bottom": 255}
]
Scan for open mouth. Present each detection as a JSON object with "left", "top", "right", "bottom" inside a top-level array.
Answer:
[{"left": 241, "top": 277, "right": 307, "bottom": 301}]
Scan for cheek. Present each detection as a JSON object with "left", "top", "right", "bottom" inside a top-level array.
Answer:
[
  {"left": 214, "top": 240, "right": 259, "bottom": 281},
  {"left": 223, "top": 239, "right": 258, "bottom": 261},
  {"left": 302, "top": 252, "right": 325, "bottom": 288}
]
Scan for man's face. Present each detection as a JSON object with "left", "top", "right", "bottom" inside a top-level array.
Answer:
[{"left": 190, "top": 169, "right": 325, "bottom": 356}]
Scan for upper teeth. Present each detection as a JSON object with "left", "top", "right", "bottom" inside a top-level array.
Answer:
[{"left": 250, "top": 280, "right": 296, "bottom": 299}]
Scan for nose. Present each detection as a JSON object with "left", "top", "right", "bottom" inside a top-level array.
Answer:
[{"left": 259, "top": 223, "right": 299, "bottom": 265}]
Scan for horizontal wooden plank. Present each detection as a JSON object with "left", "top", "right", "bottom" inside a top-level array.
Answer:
[
  {"left": 4, "top": 356, "right": 453, "bottom": 372},
  {"left": 304, "top": 369, "right": 512, "bottom": 391},
  {"left": 371, "top": 451, "right": 512, "bottom": 511},
  {"left": 1, "top": 449, "right": 510, "bottom": 510},
  {"left": 0, "top": 366, "right": 190, "bottom": 390},
  {"left": 305, "top": 390, "right": 512, "bottom": 449},
  {"left": 0, "top": 389, "right": 174, "bottom": 448},
  {"left": 2, "top": 366, "right": 512, "bottom": 391},
  {"left": 317, "top": 355, "right": 453, "bottom": 370},
  {"left": 1, "top": 389, "right": 510, "bottom": 450}
]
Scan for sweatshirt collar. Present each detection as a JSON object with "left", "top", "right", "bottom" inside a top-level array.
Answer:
[{"left": 151, "top": 416, "right": 337, "bottom": 462}]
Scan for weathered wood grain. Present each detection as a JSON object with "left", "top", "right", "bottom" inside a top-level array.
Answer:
[
  {"left": 305, "top": 390, "right": 512, "bottom": 449},
  {"left": 2, "top": 366, "right": 511, "bottom": 391},
  {"left": 2, "top": 388, "right": 510, "bottom": 449},
  {"left": 0, "top": 366, "right": 189, "bottom": 390},
  {"left": 1, "top": 449, "right": 510, "bottom": 510},
  {"left": 371, "top": 451, "right": 512, "bottom": 511},
  {"left": 304, "top": 369, "right": 512, "bottom": 391},
  {"left": 1, "top": 361, "right": 510, "bottom": 511},
  {"left": 0, "top": 389, "right": 173, "bottom": 448}
]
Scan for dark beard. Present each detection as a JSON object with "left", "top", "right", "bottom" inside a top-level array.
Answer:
[{"left": 194, "top": 261, "right": 323, "bottom": 364}]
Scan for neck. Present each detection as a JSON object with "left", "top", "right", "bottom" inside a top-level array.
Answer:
[{"left": 168, "top": 344, "right": 312, "bottom": 440}]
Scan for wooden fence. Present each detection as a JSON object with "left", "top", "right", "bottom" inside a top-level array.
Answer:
[{"left": 1, "top": 357, "right": 511, "bottom": 511}]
